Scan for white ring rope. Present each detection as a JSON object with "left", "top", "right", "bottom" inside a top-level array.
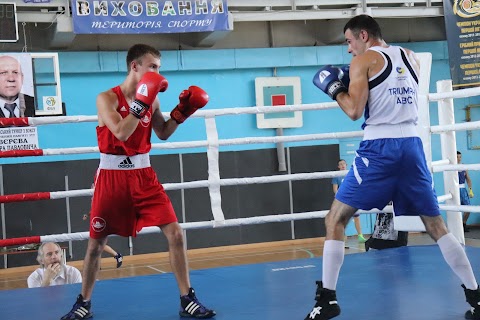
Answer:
[
  {"left": 428, "top": 86, "right": 480, "bottom": 101},
  {"left": 40, "top": 131, "right": 365, "bottom": 156},
  {"left": 29, "top": 115, "right": 98, "bottom": 126},
  {"left": 46, "top": 173, "right": 454, "bottom": 201},
  {"left": 437, "top": 194, "right": 453, "bottom": 203},
  {"left": 23, "top": 84, "right": 480, "bottom": 127},
  {"left": 442, "top": 205, "right": 480, "bottom": 213},
  {"left": 431, "top": 159, "right": 450, "bottom": 166},
  {"left": 27, "top": 103, "right": 340, "bottom": 127},
  {"left": 431, "top": 120, "right": 480, "bottom": 134},
  {"left": 28, "top": 102, "right": 339, "bottom": 126},
  {"left": 38, "top": 202, "right": 480, "bottom": 244},
  {"left": 43, "top": 147, "right": 100, "bottom": 155},
  {"left": 50, "top": 189, "right": 94, "bottom": 199},
  {"left": 48, "top": 170, "right": 352, "bottom": 199},
  {"left": 433, "top": 164, "right": 480, "bottom": 173},
  {"left": 41, "top": 208, "right": 387, "bottom": 243},
  {"left": 21, "top": 85, "right": 480, "bottom": 127}
]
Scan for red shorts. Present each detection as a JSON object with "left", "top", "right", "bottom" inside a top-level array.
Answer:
[{"left": 89, "top": 167, "right": 178, "bottom": 239}]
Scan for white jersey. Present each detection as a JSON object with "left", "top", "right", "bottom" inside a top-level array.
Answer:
[{"left": 362, "top": 45, "right": 419, "bottom": 133}]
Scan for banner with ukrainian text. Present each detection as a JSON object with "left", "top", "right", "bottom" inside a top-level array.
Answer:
[
  {"left": 443, "top": 0, "right": 480, "bottom": 88},
  {"left": 72, "top": 0, "right": 230, "bottom": 34}
]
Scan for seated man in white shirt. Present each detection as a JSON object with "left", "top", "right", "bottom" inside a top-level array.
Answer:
[{"left": 27, "top": 242, "right": 82, "bottom": 288}]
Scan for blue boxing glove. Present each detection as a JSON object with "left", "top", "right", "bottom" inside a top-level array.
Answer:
[
  {"left": 339, "top": 65, "right": 350, "bottom": 88},
  {"left": 313, "top": 65, "right": 348, "bottom": 100}
]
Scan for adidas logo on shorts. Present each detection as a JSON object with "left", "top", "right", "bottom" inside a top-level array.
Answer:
[{"left": 118, "top": 157, "right": 135, "bottom": 169}]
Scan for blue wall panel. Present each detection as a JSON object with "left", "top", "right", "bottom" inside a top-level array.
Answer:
[
  {"left": 289, "top": 47, "right": 318, "bottom": 66},
  {"left": 315, "top": 45, "right": 346, "bottom": 65},
  {"left": 180, "top": 49, "right": 235, "bottom": 70},
  {"left": 234, "top": 48, "right": 292, "bottom": 68}
]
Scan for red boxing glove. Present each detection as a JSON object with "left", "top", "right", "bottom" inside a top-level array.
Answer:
[
  {"left": 129, "top": 72, "right": 168, "bottom": 119},
  {"left": 170, "top": 86, "right": 209, "bottom": 124}
]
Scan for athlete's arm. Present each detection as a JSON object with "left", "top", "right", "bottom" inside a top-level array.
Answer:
[
  {"left": 333, "top": 183, "right": 339, "bottom": 195},
  {"left": 405, "top": 48, "right": 420, "bottom": 75},
  {"left": 151, "top": 102, "right": 179, "bottom": 140},
  {"left": 335, "top": 53, "right": 371, "bottom": 121},
  {"left": 466, "top": 170, "right": 473, "bottom": 189},
  {"left": 466, "top": 170, "right": 475, "bottom": 198},
  {"left": 97, "top": 90, "right": 140, "bottom": 142}
]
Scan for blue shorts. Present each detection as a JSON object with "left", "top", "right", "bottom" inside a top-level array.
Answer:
[
  {"left": 336, "top": 137, "right": 440, "bottom": 217},
  {"left": 460, "top": 188, "right": 471, "bottom": 206}
]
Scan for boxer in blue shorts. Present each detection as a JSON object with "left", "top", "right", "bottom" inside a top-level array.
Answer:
[
  {"left": 305, "top": 14, "right": 480, "bottom": 320},
  {"left": 458, "top": 151, "right": 475, "bottom": 232}
]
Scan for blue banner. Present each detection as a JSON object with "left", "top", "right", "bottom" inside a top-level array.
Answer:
[
  {"left": 72, "top": 0, "right": 230, "bottom": 34},
  {"left": 443, "top": 0, "right": 480, "bottom": 88}
]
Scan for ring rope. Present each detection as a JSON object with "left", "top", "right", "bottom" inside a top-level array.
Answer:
[
  {"left": 431, "top": 121, "right": 480, "bottom": 134},
  {"left": 0, "top": 118, "right": 30, "bottom": 127},
  {"left": 427, "top": 86, "right": 480, "bottom": 101},
  {"left": 438, "top": 194, "right": 452, "bottom": 203},
  {"left": 431, "top": 159, "right": 450, "bottom": 166},
  {"left": 0, "top": 208, "right": 391, "bottom": 247},
  {"left": 0, "top": 171, "right": 349, "bottom": 203},
  {"left": 0, "top": 152, "right": 468, "bottom": 204},
  {"left": 2, "top": 120, "right": 480, "bottom": 159},
  {"left": 432, "top": 164, "right": 480, "bottom": 173},
  {"left": 0, "top": 103, "right": 340, "bottom": 129},
  {"left": 0, "top": 83, "right": 474, "bottom": 129},
  {"left": 0, "top": 131, "right": 367, "bottom": 158},
  {"left": 0, "top": 83, "right": 475, "bottom": 129},
  {"left": 0, "top": 167, "right": 463, "bottom": 204}
]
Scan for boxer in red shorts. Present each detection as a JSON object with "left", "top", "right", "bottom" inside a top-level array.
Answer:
[{"left": 61, "top": 44, "right": 215, "bottom": 319}]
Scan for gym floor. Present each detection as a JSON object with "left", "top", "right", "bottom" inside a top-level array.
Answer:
[{"left": 0, "top": 232, "right": 479, "bottom": 319}]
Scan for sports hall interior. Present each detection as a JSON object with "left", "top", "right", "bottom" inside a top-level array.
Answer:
[{"left": 0, "top": 1, "right": 479, "bottom": 319}]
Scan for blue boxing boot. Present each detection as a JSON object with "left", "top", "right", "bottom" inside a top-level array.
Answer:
[{"left": 179, "top": 288, "right": 216, "bottom": 318}]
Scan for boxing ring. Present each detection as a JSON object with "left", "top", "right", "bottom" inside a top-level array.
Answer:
[{"left": 1, "top": 53, "right": 480, "bottom": 319}]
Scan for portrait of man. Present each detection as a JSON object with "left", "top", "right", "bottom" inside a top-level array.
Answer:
[{"left": 0, "top": 53, "right": 36, "bottom": 118}]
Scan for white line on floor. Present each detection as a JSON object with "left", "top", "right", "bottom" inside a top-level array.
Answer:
[{"left": 147, "top": 265, "right": 167, "bottom": 273}]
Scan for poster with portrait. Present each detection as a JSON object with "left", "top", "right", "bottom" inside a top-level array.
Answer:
[
  {"left": 0, "top": 53, "right": 36, "bottom": 118},
  {"left": 0, "top": 53, "right": 39, "bottom": 151}
]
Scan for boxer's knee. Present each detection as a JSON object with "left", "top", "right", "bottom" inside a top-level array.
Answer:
[
  {"left": 421, "top": 215, "right": 448, "bottom": 241},
  {"left": 87, "top": 237, "right": 107, "bottom": 257},
  {"left": 162, "top": 223, "right": 185, "bottom": 247},
  {"left": 326, "top": 199, "right": 357, "bottom": 227}
]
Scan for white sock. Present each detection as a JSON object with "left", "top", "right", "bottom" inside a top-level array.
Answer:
[
  {"left": 438, "top": 233, "right": 478, "bottom": 290},
  {"left": 322, "top": 240, "right": 345, "bottom": 290}
]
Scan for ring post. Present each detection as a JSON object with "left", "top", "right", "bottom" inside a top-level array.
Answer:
[{"left": 437, "top": 80, "right": 464, "bottom": 244}]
